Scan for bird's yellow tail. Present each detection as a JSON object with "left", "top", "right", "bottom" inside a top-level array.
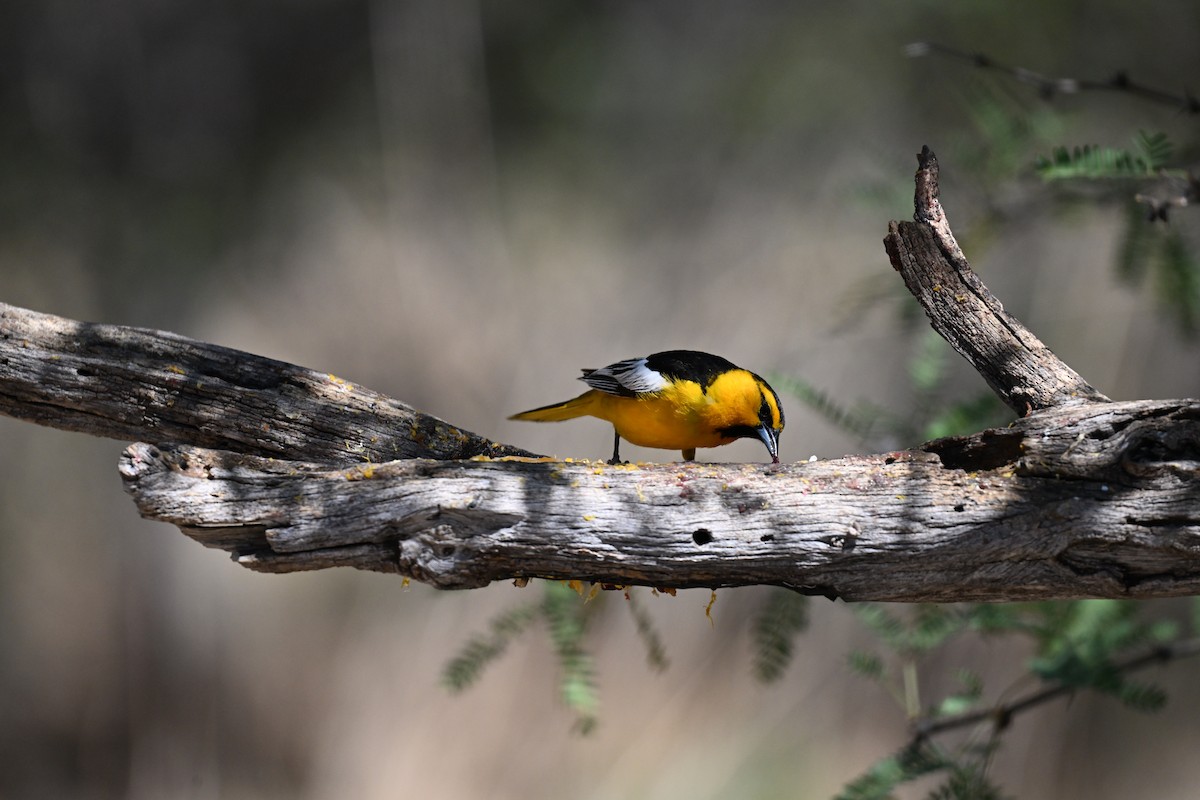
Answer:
[{"left": 509, "top": 392, "right": 599, "bottom": 422}]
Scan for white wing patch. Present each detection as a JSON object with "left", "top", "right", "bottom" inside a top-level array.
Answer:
[{"left": 580, "top": 357, "right": 668, "bottom": 396}]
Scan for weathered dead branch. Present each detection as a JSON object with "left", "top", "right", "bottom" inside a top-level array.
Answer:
[
  {"left": 2, "top": 147, "right": 1197, "bottom": 600},
  {"left": 117, "top": 399, "right": 1200, "bottom": 601},
  {"left": 0, "top": 304, "right": 530, "bottom": 463},
  {"left": 884, "top": 147, "right": 1110, "bottom": 413}
]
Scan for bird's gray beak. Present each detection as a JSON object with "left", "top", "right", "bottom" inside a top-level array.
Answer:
[{"left": 756, "top": 424, "right": 780, "bottom": 464}]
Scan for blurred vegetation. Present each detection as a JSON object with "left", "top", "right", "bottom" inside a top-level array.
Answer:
[
  {"left": 829, "top": 601, "right": 1188, "bottom": 798},
  {"left": 4, "top": 2, "right": 1200, "bottom": 798}
]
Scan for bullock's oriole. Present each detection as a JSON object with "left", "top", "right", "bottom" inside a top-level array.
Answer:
[{"left": 509, "top": 350, "right": 784, "bottom": 463}]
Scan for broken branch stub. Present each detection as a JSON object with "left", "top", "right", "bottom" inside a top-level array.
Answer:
[{"left": 883, "top": 146, "right": 1110, "bottom": 414}]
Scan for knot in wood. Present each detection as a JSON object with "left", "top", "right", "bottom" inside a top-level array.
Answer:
[{"left": 1121, "top": 421, "right": 1200, "bottom": 479}]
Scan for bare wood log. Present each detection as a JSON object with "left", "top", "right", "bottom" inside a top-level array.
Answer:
[
  {"left": 0, "top": 303, "right": 532, "bottom": 463},
  {"left": 884, "top": 146, "right": 1110, "bottom": 413},
  {"left": 4, "top": 147, "right": 1197, "bottom": 601},
  {"left": 119, "top": 398, "right": 1200, "bottom": 601}
]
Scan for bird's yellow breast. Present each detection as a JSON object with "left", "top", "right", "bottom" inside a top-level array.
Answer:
[{"left": 587, "top": 370, "right": 769, "bottom": 451}]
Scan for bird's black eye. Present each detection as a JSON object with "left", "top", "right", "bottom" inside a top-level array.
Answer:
[
  {"left": 758, "top": 392, "right": 775, "bottom": 428},
  {"left": 756, "top": 381, "right": 784, "bottom": 429}
]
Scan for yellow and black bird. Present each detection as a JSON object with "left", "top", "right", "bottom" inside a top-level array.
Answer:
[{"left": 509, "top": 350, "right": 784, "bottom": 464}]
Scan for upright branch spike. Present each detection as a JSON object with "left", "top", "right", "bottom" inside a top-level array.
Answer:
[{"left": 884, "top": 147, "right": 1110, "bottom": 414}]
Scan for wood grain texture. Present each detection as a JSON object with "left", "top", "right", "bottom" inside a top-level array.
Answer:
[
  {"left": 884, "top": 146, "right": 1110, "bottom": 414},
  {"left": 119, "top": 399, "right": 1200, "bottom": 601},
  {"left": 0, "top": 303, "right": 532, "bottom": 462},
  {"left": 5, "top": 148, "right": 1197, "bottom": 601}
]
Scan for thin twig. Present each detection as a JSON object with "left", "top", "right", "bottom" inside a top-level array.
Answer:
[
  {"left": 905, "top": 42, "right": 1200, "bottom": 114},
  {"left": 911, "top": 637, "right": 1200, "bottom": 741}
]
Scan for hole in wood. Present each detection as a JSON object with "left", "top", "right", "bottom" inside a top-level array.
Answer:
[{"left": 924, "top": 428, "right": 1024, "bottom": 471}]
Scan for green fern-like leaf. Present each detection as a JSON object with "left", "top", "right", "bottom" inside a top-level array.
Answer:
[
  {"left": 954, "top": 668, "right": 984, "bottom": 700},
  {"left": 1026, "top": 600, "right": 1178, "bottom": 712},
  {"left": 908, "top": 606, "right": 969, "bottom": 654},
  {"left": 1132, "top": 130, "right": 1174, "bottom": 170},
  {"left": 1116, "top": 204, "right": 1200, "bottom": 337},
  {"left": 965, "top": 603, "right": 1031, "bottom": 635},
  {"left": 1148, "top": 618, "right": 1179, "bottom": 644},
  {"left": 625, "top": 588, "right": 669, "bottom": 673},
  {"left": 854, "top": 605, "right": 968, "bottom": 656},
  {"left": 853, "top": 605, "right": 910, "bottom": 651},
  {"left": 1036, "top": 145, "right": 1140, "bottom": 180},
  {"left": 836, "top": 743, "right": 951, "bottom": 800},
  {"left": 1035, "top": 132, "right": 1178, "bottom": 180},
  {"left": 935, "top": 669, "right": 985, "bottom": 717},
  {"left": 442, "top": 602, "right": 542, "bottom": 692},
  {"left": 1155, "top": 229, "right": 1200, "bottom": 337},
  {"left": 848, "top": 650, "right": 886, "bottom": 682},
  {"left": 1117, "top": 679, "right": 1168, "bottom": 713},
  {"left": 1030, "top": 600, "right": 1131, "bottom": 680},
  {"left": 1116, "top": 199, "right": 1158, "bottom": 283},
  {"left": 926, "top": 765, "right": 1011, "bottom": 800},
  {"left": 752, "top": 589, "right": 811, "bottom": 683},
  {"left": 1036, "top": 131, "right": 1178, "bottom": 181},
  {"left": 542, "top": 582, "right": 600, "bottom": 733}
]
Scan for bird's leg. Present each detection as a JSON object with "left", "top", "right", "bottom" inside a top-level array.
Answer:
[
  {"left": 607, "top": 431, "right": 623, "bottom": 465},
  {"left": 681, "top": 448, "right": 696, "bottom": 462}
]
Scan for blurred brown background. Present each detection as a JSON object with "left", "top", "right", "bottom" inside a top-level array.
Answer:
[{"left": 2, "top": 1, "right": 1200, "bottom": 797}]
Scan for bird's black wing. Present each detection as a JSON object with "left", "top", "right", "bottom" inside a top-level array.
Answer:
[
  {"left": 579, "top": 357, "right": 668, "bottom": 397},
  {"left": 579, "top": 350, "right": 740, "bottom": 397}
]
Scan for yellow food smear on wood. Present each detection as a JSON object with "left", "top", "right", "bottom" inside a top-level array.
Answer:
[{"left": 345, "top": 464, "right": 376, "bottom": 480}]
